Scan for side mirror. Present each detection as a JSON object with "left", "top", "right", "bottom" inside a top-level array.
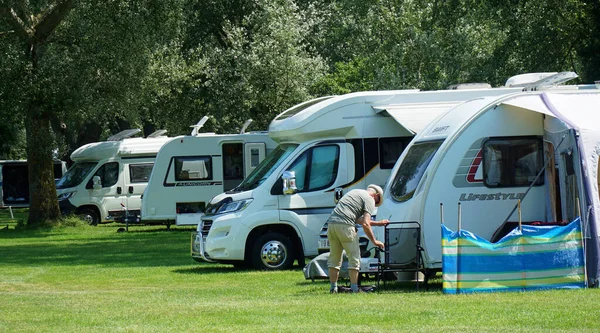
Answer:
[
  {"left": 334, "top": 187, "right": 344, "bottom": 204},
  {"left": 281, "top": 171, "right": 297, "bottom": 195},
  {"left": 92, "top": 175, "right": 102, "bottom": 190}
]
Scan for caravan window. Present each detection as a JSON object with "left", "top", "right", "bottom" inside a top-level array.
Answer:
[
  {"left": 129, "top": 163, "right": 154, "bottom": 183},
  {"left": 379, "top": 137, "right": 412, "bottom": 169},
  {"left": 174, "top": 156, "right": 212, "bottom": 181},
  {"left": 483, "top": 137, "right": 543, "bottom": 188},
  {"left": 390, "top": 140, "right": 443, "bottom": 202},
  {"left": 287, "top": 145, "right": 339, "bottom": 192}
]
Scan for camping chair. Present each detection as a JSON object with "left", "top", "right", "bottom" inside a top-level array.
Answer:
[{"left": 377, "top": 221, "right": 427, "bottom": 291}]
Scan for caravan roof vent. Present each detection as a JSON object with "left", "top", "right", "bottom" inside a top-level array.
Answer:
[
  {"left": 240, "top": 119, "right": 253, "bottom": 134},
  {"left": 447, "top": 83, "right": 492, "bottom": 90},
  {"left": 107, "top": 129, "right": 141, "bottom": 141},
  {"left": 148, "top": 129, "right": 168, "bottom": 138},
  {"left": 505, "top": 72, "right": 578, "bottom": 90},
  {"left": 191, "top": 116, "right": 210, "bottom": 136}
]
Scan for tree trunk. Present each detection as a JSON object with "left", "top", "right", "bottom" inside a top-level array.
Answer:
[
  {"left": 26, "top": 102, "right": 60, "bottom": 226},
  {"left": 25, "top": 42, "right": 60, "bottom": 227}
]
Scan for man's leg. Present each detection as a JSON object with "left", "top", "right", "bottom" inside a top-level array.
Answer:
[{"left": 327, "top": 225, "right": 343, "bottom": 293}]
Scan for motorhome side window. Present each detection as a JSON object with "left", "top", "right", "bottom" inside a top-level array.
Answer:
[
  {"left": 174, "top": 156, "right": 212, "bottom": 181},
  {"left": 287, "top": 145, "right": 339, "bottom": 192},
  {"left": 482, "top": 137, "right": 544, "bottom": 188},
  {"left": 379, "top": 137, "right": 412, "bottom": 169},
  {"left": 93, "top": 162, "right": 119, "bottom": 187},
  {"left": 390, "top": 140, "right": 443, "bottom": 202},
  {"left": 129, "top": 163, "right": 153, "bottom": 183}
]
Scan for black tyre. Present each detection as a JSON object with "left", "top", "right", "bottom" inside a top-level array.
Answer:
[
  {"left": 78, "top": 207, "right": 100, "bottom": 226},
  {"left": 251, "top": 232, "right": 295, "bottom": 270}
]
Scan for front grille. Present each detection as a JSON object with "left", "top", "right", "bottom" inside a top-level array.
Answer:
[{"left": 200, "top": 219, "right": 213, "bottom": 237}]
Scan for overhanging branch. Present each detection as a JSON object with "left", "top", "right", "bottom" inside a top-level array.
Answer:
[
  {"left": 34, "top": 0, "right": 75, "bottom": 44},
  {"left": 1, "top": 7, "right": 34, "bottom": 41}
]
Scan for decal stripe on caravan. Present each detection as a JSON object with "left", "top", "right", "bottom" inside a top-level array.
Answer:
[{"left": 453, "top": 138, "right": 485, "bottom": 188}]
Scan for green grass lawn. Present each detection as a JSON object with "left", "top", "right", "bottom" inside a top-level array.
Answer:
[{"left": 1, "top": 210, "right": 599, "bottom": 332}]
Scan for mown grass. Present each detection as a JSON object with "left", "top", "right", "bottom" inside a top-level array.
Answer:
[{"left": 1, "top": 209, "right": 599, "bottom": 332}]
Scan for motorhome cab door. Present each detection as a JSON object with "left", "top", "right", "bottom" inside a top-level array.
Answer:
[
  {"left": 125, "top": 162, "right": 154, "bottom": 219},
  {"left": 88, "top": 161, "right": 124, "bottom": 221},
  {"left": 277, "top": 142, "right": 349, "bottom": 256}
]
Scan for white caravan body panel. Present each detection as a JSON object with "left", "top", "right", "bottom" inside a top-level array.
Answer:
[{"left": 140, "top": 132, "right": 276, "bottom": 225}]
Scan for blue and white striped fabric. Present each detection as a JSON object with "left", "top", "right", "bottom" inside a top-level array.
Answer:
[{"left": 442, "top": 218, "right": 586, "bottom": 294}]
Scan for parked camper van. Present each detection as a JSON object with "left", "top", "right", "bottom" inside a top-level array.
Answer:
[
  {"left": 1, "top": 160, "right": 67, "bottom": 208},
  {"left": 140, "top": 124, "right": 277, "bottom": 226},
  {"left": 192, "top": 82, "right": 532, "bottom": 270},
  {"left": 56, "top": 130, "right": 171, "bottom": 225},
  {"left": 374, "top": 73, "right": 600, "bottom": 286}
]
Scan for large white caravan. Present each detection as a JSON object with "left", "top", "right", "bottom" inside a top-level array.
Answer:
[
  {"left": 375, "top": 75, "right": 600, "bottom": 286},
  {"left": 140, "top": 128, "right": 277, "bottom": 226},
  {"left": 57, "top": 130, "right": 172, "bottom": 225},
  {"left": 1, "top": 160, "right": 66, "bottom": 208},
  {"left": 192, "top": 79, "right": 538, "bottom": 270}
]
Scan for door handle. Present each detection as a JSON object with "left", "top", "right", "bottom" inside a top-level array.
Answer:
[
  {"left": 128, "top": 186, "right": 134, "bottom": 194},
  {"left": 117, "top": 187, "right": 122, "bottom": 194}
]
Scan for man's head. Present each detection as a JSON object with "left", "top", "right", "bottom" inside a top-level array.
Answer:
[{"left": 367, "top": 184, "right": 384, "bottom": 207}]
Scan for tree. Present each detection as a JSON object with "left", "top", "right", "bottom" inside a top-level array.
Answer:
[{"left": 1, "top": 0, "right": 75, "bottom": 226}]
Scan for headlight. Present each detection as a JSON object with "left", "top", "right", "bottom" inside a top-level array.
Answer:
[
  {"left": 57, "top": 191, "right": 77, "bottom": 201},
  {"left": 216, "top": 199, "right": 253, "bottom": 215}
]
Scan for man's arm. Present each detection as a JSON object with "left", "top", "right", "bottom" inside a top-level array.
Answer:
[{"left": 356, "top": 212, "right": 385, "bottom": 249}]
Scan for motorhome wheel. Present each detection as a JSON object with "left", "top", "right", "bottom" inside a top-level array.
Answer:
[
  {"left": 78, "top": 207, "right": 100, "bottom": 226},
  {"left": 251, "top": 232, "right": 295, "bottom": 270}
]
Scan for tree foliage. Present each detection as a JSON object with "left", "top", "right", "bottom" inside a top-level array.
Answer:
[{"left": 0, "top": 0, "right": 599, "bottom": 226}]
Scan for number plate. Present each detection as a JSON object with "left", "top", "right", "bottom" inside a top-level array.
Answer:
[{"left": 318, "top": 238, "right": 330, "bottom": 250}]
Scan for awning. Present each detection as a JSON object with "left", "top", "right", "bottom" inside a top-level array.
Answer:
[
  {"left": 373, "top": 102, "right": 460, "bottom": 134},
  {"left": 498, "top": 95, "right": 554, "bottom": 116},
  {"left": 499, "top": 93, "right": 600, "bottom": 130}
]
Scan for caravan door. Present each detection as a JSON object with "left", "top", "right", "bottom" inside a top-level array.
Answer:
[
  {"left": 278, "top": 142, "right": 348, "bottom": 256},
  {"left": 244, "top": 142, "right": 266, "bottom": 177}
]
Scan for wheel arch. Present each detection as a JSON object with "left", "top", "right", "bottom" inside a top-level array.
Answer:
[
  {"left": 245, "top": 223, "right": 304, "bottom": 264},
  {"left": 76, "top": 205, "right": 102, "bottom": 225}
]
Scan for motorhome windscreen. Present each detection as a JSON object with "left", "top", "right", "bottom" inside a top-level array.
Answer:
[
  {"left": 56, "top": 162, "right": 97, "bottom": 189},
  {"left": 275, "top": 96, "right": 333, "bottom": 121},
  {"left": 233, "top": 144, "right": 298, "bottom": 192},
  {"left": 390, "top": 140, "right": 443, "bottom": 202}
]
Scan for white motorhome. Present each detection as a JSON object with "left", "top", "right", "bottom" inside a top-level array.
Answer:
[
  {"left": 140, "top": 126, "right": 277, "bottom": 226},
  {"left": 1, "top": 160, "right": 67, "bottom": 208},
  {"left": 192, "top": 81, "right": 534, "bottom": 270},
  {"left": 375, "top": 73, "right": 600, "bottom": 286},
  {"left": 56, "top": 130, "right": 172, "bottom": 225}
]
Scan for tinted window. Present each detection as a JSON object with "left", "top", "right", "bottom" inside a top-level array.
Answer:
[
  {"left": 379, "top": 137, "right": 412, "bottom": 169},
  {"left": 275, "top": 97, "right": 333, "bottom": 120},
  {"left": 287, "top": 145, "right": 339, "bottom": 192},
  {"left": 56, "top": 162, "right": 97, "bottom": 189},
  {"left": 174, "top": 156, "right": 212, "bottom": 181},
  {"left": 235, "top": 144, "right": 298, "bottom": 191},
  {"left": 390, "top": 141, "right": 443, "bottom": 202},
  {"left": 129, "top": 163, "right": 153, "bottom": 183},
  {"left": 483, "top": 137, "right": 543, "bottom": 187},
  {"left": 94, "top": 162, "right": 119, "bottom": 187}
]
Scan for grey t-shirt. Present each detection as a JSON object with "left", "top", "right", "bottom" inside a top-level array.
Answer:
[{"left": 327, "top": 189, "right": 376, "bottom": 226}]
